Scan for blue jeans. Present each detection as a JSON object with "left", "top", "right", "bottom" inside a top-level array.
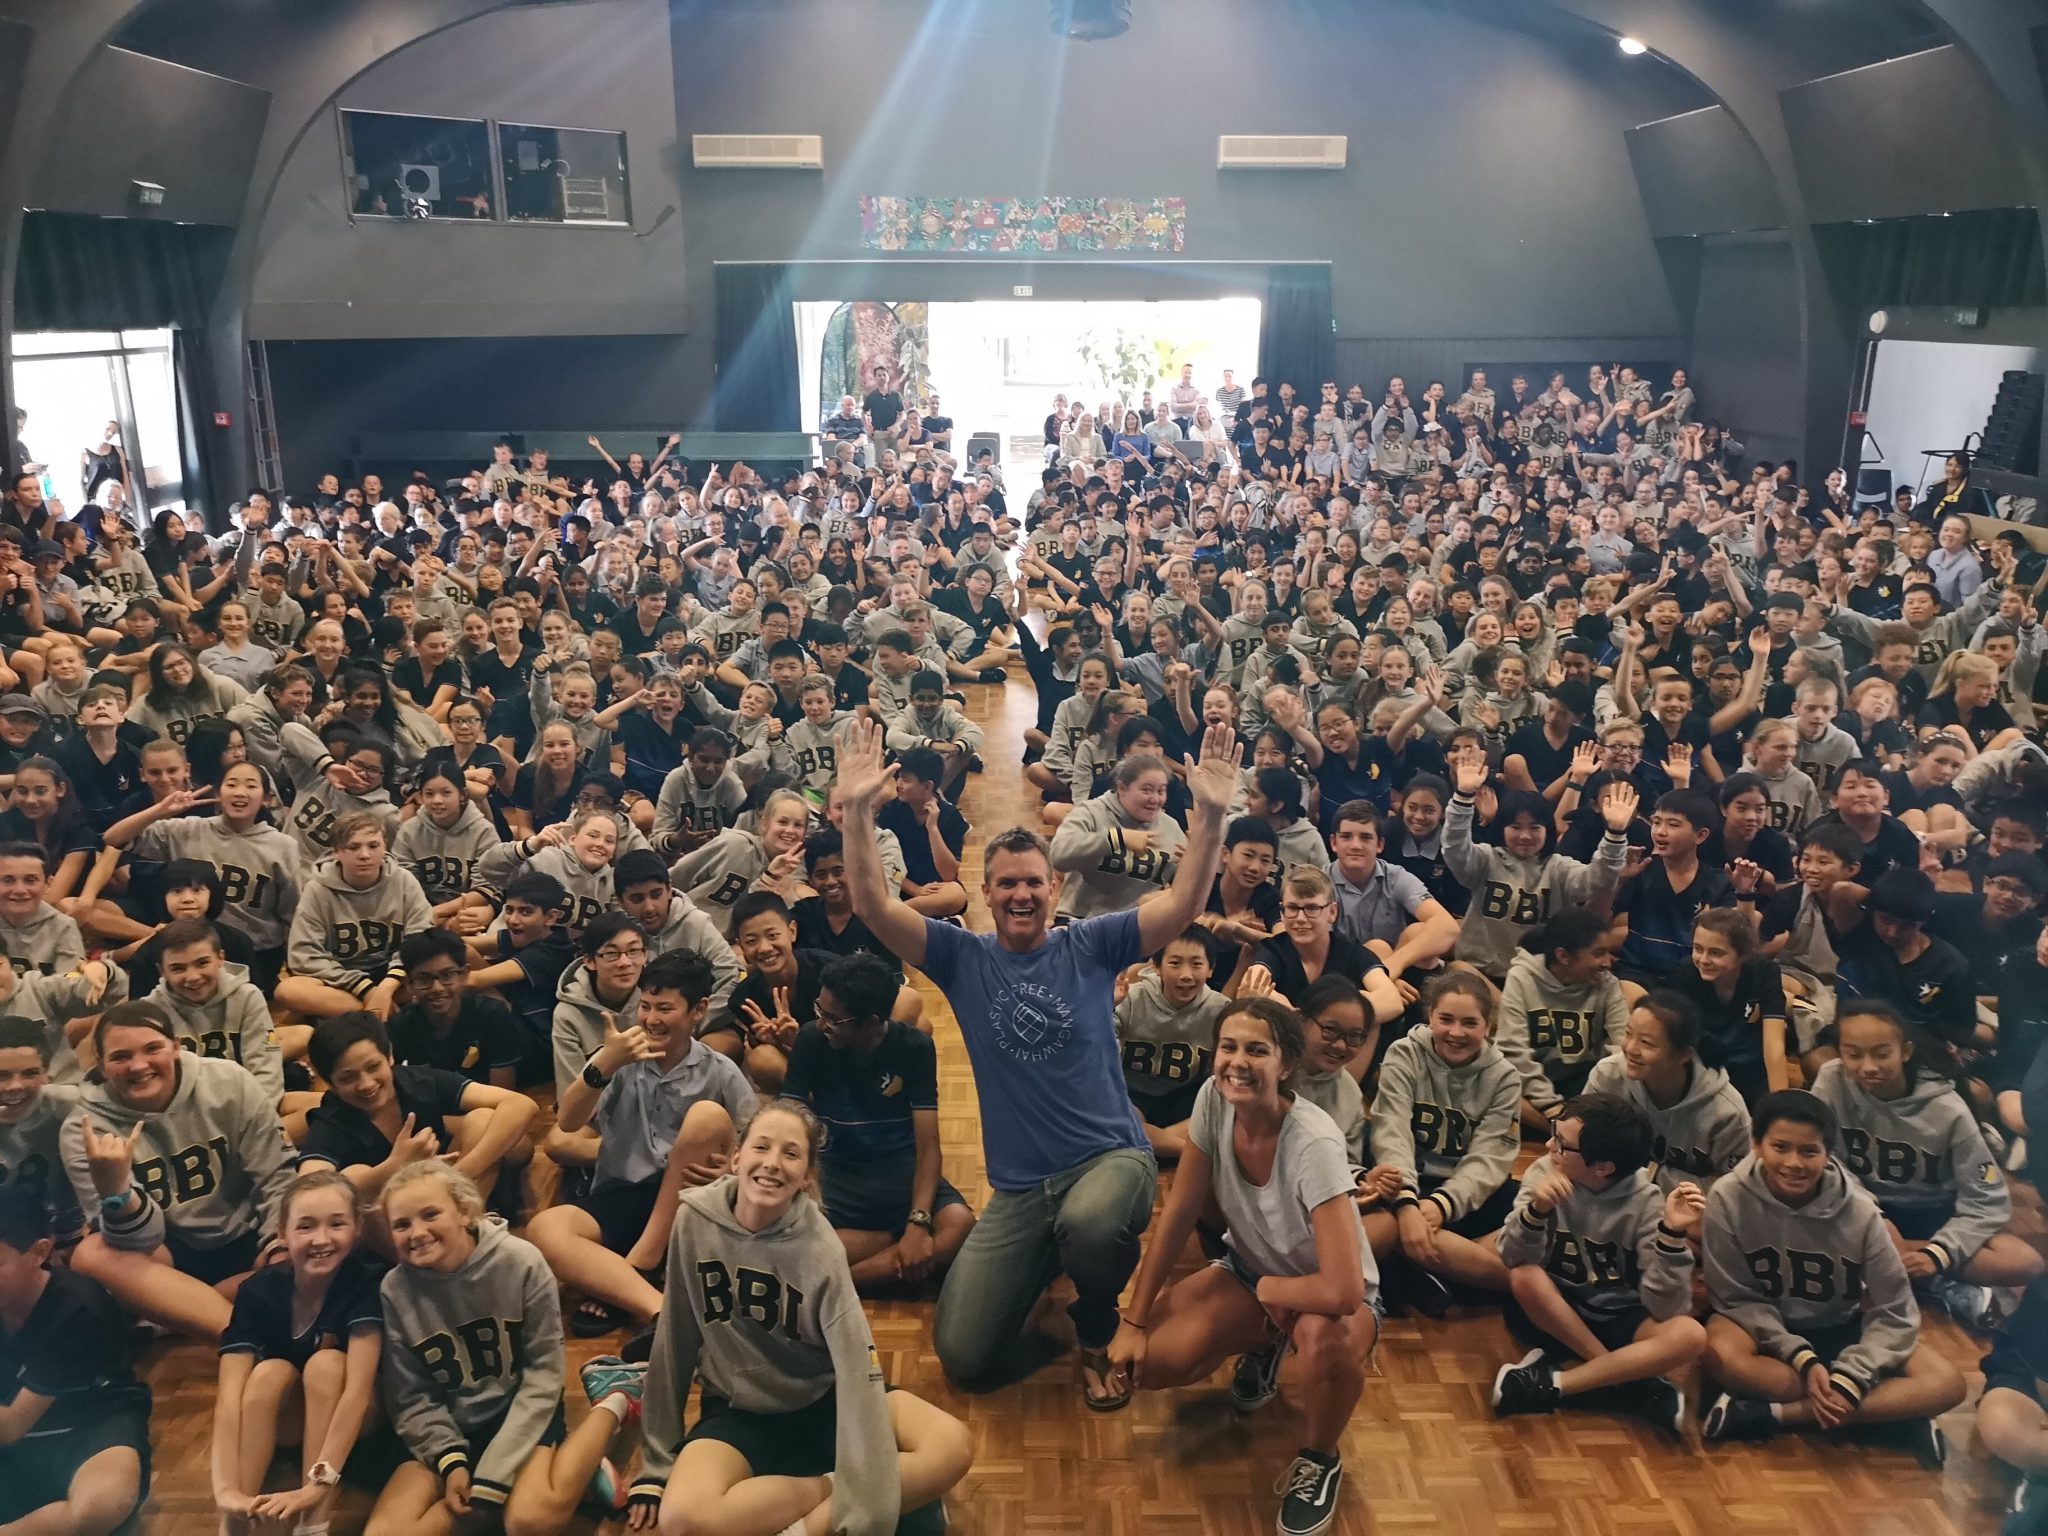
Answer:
[{"left": 932, "top": 1146, "right": 1156, "bottom": 1389}]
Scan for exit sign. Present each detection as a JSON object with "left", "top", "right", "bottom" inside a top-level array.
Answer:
[{"left": 1013, "top": 285, "right": 1033, "bottom": 297}]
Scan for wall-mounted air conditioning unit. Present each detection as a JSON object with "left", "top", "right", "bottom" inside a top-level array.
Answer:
[
  {"left": 1217, "top": 135, "right": 1348, "bottom": 170},
  {"left": 691, "top": 134, "right": 824, "bottom": 170}
]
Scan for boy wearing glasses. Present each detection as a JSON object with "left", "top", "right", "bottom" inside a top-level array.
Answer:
[
  {"left": 1228, "top": 867, "right": 1405, "bottom": 1035},
  {"left": 1492, "top": 1091, "right": 1707, "bottom": 1430},
  {"left": 386, "top": 928, "right": 530, "bottom": 1088}
]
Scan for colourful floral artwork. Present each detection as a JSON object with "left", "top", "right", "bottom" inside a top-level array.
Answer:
[{"left": 859, "top": 196, "right": 1186, "bottom": 253}]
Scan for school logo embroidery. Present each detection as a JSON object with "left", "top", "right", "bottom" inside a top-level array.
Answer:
[
  {"left": 1980, "top": 1160, "right": 2002, "bottom": 1186},
  {"left": 989, "top": 979, "right": 1074, "bottom": 1064},
  {"left": 879, "top": 1073, "right": 903, "bottom": 1097},
  {"left": 1916, "top": 981, "right": 1941, "bottom": 1005}
]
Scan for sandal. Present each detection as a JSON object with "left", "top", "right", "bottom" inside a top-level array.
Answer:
[
  {"left": 570, "top": 1296, "right": 625, "bottom": 1338},
  {"left": 1079, "top": 1346, "right": 1130, "bottom": 1412}
]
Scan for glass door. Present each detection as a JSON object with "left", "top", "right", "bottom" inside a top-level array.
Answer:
[{"left": 12, "top": 328, "right": 182, "bottom": 527}]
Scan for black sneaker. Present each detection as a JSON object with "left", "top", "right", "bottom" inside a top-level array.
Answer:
[
  {"left": 1274, "top": 1450, "right": 1344, "bottom": 1536},
  {"left": 2007, "top": 1474, "right": 2048, "bottom": 1536},
  {"left": 1231, "top": 1336, "right": 1286, "bottom": 1413},
  {"left": 620, "top": 1325, "right": 656, "bottom": 1365},
  {"left": 1700, "top": 1391, "right": 1776, "bottom": 1443},
  {"left": 1901, "top": 1416, "right": 1947, "bottom": 1468},
  {"left": 1392, "top": 1263, "right": 1452, "bottom": 1319},
  {"left": 1491, "top": 1349, "right": 1560, "bottom": 1417},
  {"left": 1623, "top": 1375, "right": 1686, "bottom": 1437}
]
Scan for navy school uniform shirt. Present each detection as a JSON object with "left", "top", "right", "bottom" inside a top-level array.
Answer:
[
  {"left": 299, "top": 1063, "right": 470, "bottom": 1170},
  {"left": 791, "top": 898, "right": 905, "bottom": 978},
  {"left": 1616, "top": 860, "right": 1734, "bottom": 980},
  {"left": 1502, "top": 719, "right": 1593, "bottom": 795},
  {"left": 0, "top": 1269, "right": 149, "bottom": 1437},
  {"left": 1251, "top": 930, "right": 1384, "bottom": 1010},
  {"left": 1803, "top": 811, "right": 1921, "bottom": 888},
  {"left": 485, "top": 929, "right": 578, "bottom": 1060},
  {"left": 220, "top": 1251, "right": 387, "bottom": 1370},
  {"left": 1835, "top": 920, "right": 1977, "bottom": 1048},
  {"left": 781, "top": 1020, "right": 937, "bottom": 1167},
  {"left": 916, "top": 907, "right": 1149, "bottom": 1191},
  {"left": 386, "top": 993, "right": 528, "bottom": 1083},
  {"left": 1666, "top": 957, "right": 1785, "bottom": 1095},
  {"left": 723, "top": 950, "right": 832, "bottom": 1035},
  {"left": 1699, "top": 825, "right": 1797, "bottom": 888},
  {"left": 874, "top": 797, "right": 970, "bottom": 888}
]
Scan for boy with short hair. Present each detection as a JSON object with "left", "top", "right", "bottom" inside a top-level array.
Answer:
[
  {"left": 386, "top": 927, "right": 530, "bottom": 1088},
  {"left": 1791, "top": 678, "right": 1859, "bottom": 796},
  {"left": 1492, "top": 1091, "right": 1707, "bottom": 1430},
  {"left": 613, "top": 849, "right": 743, "bottom": 1011},
  {"left": 1613, "top": 790, "right": 1732, "bottom": 984},
  {"left": 874, "top": 747, "right": 971, "bottom": 918},
  {"left": 1112, "top": 926, "right": 1228, "bottom": 1161},
  {"left": 0, "top": 1186, "right": 152, "bottom": 1536},
  {"left": 0, "top": 843, "right": 85, "bottom": 979},
  {"left": 1700, "top": 1089, "right": 1965, "bottom": 1458},
  {"left": 0, "top": 1018, "right": 81, "bottom": 1242},
  {"left": 464, "top": 870, "right": 577, "bottom": 1068},
  {"left": 526, "top": 949, "right": 753, "bottom": 1332},
  {"left": 782, "top": 674, "right": 851, "bottom": 807},
  {"left": 781, "top": 951, "right": 975, "bottom": 1293},
  {"left": 144, "top": 917, "right": 280, "bottom": 1102},
  {"left": 866, "top": 628, "right": 921, "bottom": 724},
  {"left": 884, "top": 671, "right": 983, "bottom": 796}
]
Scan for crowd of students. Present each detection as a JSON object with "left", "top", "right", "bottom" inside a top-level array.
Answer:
[{"left": 0, "top": 357, "right": 2046, "bottom": 1536}]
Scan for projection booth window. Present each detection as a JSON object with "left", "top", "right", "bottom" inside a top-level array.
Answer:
[
  {"left": 341, "top": 110, "right": 496, "bottom": 221},
  {"left": 498, "top": 124, "right": 631, "bottom": 226}
]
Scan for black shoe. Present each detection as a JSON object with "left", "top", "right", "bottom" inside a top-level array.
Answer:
[
  {"left": 2007, "top": 1474, "right": 2048, "bottom": 1536},
  {"left": 283, "top": 1059, "right": 313, "bottom": 1094},
  {"left": 620, "top": 1325, "right": 656, "bottom": 1365},
  {"left": 977, "top": 667, "right": 1007, "bottom": 684},
  {"left": 1490, "top": 1349, "right": 1560, "bottom": 1417},
  {"left": 1274, "top": 1449, "right": 1343, "bottom": 1536},
  {"left": 1230, "top": 1335, "right": 1287, "bottom": 1413},
  {"left": 1700, "top": 1391, "right": 1776, "bottom": 1443},
  {"left": 1900, "top": 1416, "right": 1947, "bottom": 1468},
  {"left": 1622, "top": 1375, "right": 1686, "bottom": 1437},
  {"left": 1391, "top": 1263, "right": 1452, "bottom": 1319}
]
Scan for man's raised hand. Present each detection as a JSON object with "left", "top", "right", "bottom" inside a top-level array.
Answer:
[
  {"left": 834, "top": 716, "right": 898, "bottom": 811},
  {"left": 1186, "top": 721, "right": 1242, "bottom": 816}
]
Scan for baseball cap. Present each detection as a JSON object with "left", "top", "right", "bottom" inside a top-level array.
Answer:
[
  {"left": 29, "top": 541, "right": 62, "bottom": 561},
  {"left": 0, "top": 694, "right": 44, "bottom": 720}
]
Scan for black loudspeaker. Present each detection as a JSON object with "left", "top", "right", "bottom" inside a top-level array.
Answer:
[{"left": 1979, "top": 370, "right": 2044, "bottom": 476}]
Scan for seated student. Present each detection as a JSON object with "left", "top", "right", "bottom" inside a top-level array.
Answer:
[
  {"left": 1443, "top": 756, "right": 1634, "bottom": 985},
  {"left": 1805, "top": 758, "right": 1921, "bottom": 887},
  {"left": 1612, "top": 789, "right": 1733, "bottom": 987},
  {"left": 505, "top": 721, "right": 593, "bottom": 842},
  {"left": 386, "top": 928, "right": 530, "bottom": 1089},
  {"left": 1812, "top": 1000, "right": 2043, "bottom": 1332},
  {"left": 782, "top": 952, "right": 974, "bottom": 1293},
  {"left": 277, "top": 813, "right": 433, "bottom": 1022},
  {"left": 666, "top": 786, "right": 812, "bottom": 940},
  {"left": 0, "top": 757, "right": 95, "bottom": 903},
  {"left": 1492, "top": 1091, "right": 1707, "bottom": 1430},
  {"left": 275, "top": 724, "right": 397, "bottom": 864},
  {"left": 1758, "top": 821, "right": 1865, "bottom": 1072},
  {"left": 1278, "top": 973, "right": 1372, "bottom": 1164},
  {"left": 53, "top": 683, "right": 146, "bottom": 831},
  {"left": 1192, "top": 815, "right": 1283, "bottom": 975},
  {"left": 1703, "top": 771, "right": 1798, "bottom": 890},
  {"left": 1363, "top": 972, "right": 1519, "bottom": 1313},
  {"left": 1243, "top": 764, "right": 1327, "bottom": 874},
  {"left": 1106, "top": 997, "right": 1376, "bottom": 1536},
  {"left": 1230, "top": 867, "right": 1405, "bottom": 1032},
  {"left": 884, "top": 671, "right": 983, "bottom": 798},
  {"left": 631, "top": 1100, "right": 973, "bottom": 1536},
  {"left": 63, "top": 1002, "right": 296, "bottom": 1342},
  {"left": 0, "top": 840, "right": 86, "bottom": 978},
  {"left": 614, "top": 849, "right": 744, "bottom": 1005},
  {"left": 1113, "top": 926, "right": 1230, "bottom": 1161},
  {"left": 392, "top": 761, "right": 501, "bottom": 931},
  {"left": 651, "top": 728, "right": 748, "bottom": 859},
  {"left": 1048, "top": 753, "right": 1187, "bottom": 922},
  {"left": 145, "top": 916, "right": 284, "bottom": 1104},
  {"left": 1586, "top": 992, "right": 1752, "bottom": 1195},
  {"left": 0, "top": 945, "right": 118, "bottom": 1091},
  {"left": 1664, "top": 907, "right": 1790, "bottom": 1108},
  {"left": 297, "top": 1013, "right": 534, "bottom": 1220},
  {"left": 1700, "top": 1088, "right": 1965, "bottom": 1458},
  {"left": 1322, "top": 799, "right": 1460, "bottom": 995},
  {"left": 530, "top": 950, "right": 752, "bottom": 1336},
  {"left": 97, "top": 760, "right": 300, "bottom": 993},
  {"left": 1832, "top": 868, "right": 1982, "bottom": 1053},
  {"left": 465, "top": 871, "right": 577, "bottom": 1071},
  {"left": 372, "top": 1162, "right": 643, "bottom": 1536},
  {"left": 0, "top": 1017, "right": 83, "bottom": 1244},
  {"left": 791, "top": 829, "right": 912, "bottom": 979},
  {"left": 1978, "top": 1278, "right": 2048, "bottom": 1533},
  {"left": 873, "top": 747, "right": 972, "bottom": 919},
  {"left": 111, "top": 856, "right": 256, "bottom": 1002},
  {"left": 1498, "top": 910, "right": 1629, "bottom": 1133},
  {"left": 485, "top": 809, "right": 617, "bottom": 943},
  {"left": 211, "top": 1169, "right": 383, "bottom": 1536},
  {"left": 0, "top": 1185, "right": 152, "bottom": 1536},
  {"left": 712, "top": 891, "right": 921, "bottom": 1093},
  {"left": 546, "top": 913, "right": 650, "bottom": 1169}
]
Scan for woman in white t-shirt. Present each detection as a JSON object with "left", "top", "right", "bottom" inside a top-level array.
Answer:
[
  {"left": 1106, "top": 996, "right": 1378, "bottom": 1536},
  {"left": 1193, "top": 404, "right": 1231, "bottom": 469}
]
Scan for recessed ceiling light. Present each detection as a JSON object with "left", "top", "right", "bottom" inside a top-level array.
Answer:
[{"left": 1618, "top": 35, "right": 1648, "bottom": 55}]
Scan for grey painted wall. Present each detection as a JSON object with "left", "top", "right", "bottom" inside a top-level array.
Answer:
[
  {"left": 30, "top": 46, "right": 267, "bottom": 225},
  {"left": 245, "top": 0, "right": 686, "bottom": 340},
  {"left": 1782, "top": 46, "right": 2032, "bottom": 224}
]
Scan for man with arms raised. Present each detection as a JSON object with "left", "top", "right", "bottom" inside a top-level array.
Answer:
[{"left": 837, "top": 715, "right": 1240, "bottom": 1409}]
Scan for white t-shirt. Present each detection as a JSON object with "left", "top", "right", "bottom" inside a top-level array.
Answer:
[{"left": 1187, "top": 1078, "right": 1376, "bottom": 1294}]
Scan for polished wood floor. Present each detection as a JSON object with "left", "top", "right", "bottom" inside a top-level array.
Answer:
[{"left": 132, "top": 670, "right": 2024, "bottom": 1535}]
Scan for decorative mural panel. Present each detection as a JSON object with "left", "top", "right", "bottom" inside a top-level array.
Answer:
[{"left": 859, "top": 196, "right": 1187, "bottom": 253}]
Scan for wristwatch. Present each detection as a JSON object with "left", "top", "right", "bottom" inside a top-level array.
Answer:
[
  {"left": 99, "top": 1187, "right": 134, "bottom": 1215},
  {"left": 308, "top": 1462, "right": 340, "bottom": 1488},
  {"left": 581, "top": 1059, "right": 610, "bottom": 1090},
  {"left": 906, "top": 1209, "right": 934, "bottom": 1233}
]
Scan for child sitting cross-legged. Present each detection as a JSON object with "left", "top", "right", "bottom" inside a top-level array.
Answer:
[
  {"left": 1699, "top": 1088, "right": 1966, "bottom": 1461},
  {"left": 1490, "top": 1091, "right": 1707, "bottom": 1433}
]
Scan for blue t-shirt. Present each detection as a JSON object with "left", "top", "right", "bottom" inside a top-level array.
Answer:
[{"left": 919, "top": 910, "right": 1149, "bottom": 1191}]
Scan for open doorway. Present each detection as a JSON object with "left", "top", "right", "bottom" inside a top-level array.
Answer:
[
  {"left": 10, "top": 328, "right": 183, "bottom": 524},
  {"left": 795, "top": 297, "right": 1261, "bottom": 479}
]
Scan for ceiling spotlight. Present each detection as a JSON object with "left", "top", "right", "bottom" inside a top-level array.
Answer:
[
  {"left": 1051, "top": 0, "right": 1131, "bottom": 40},
  {"left": 1617, "top": 35, "right": 1648, "bottom": 55}
]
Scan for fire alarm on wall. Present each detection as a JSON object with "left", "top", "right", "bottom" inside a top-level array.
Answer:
[{"left": 213, "top": 411, "right": 232, "bottom": 428}]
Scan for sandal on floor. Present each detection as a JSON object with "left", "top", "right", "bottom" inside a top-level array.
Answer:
[
  {"left": 1079, "top": 1346, "right": 1130, "bottom": 1412},
  {"left": 570, "top": 1296, "right": 626, "bottom": 1338}
]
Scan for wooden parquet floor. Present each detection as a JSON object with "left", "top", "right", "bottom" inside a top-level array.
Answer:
[{"left": 131, "top": 668, "right": 2026, "bottom": 1535}]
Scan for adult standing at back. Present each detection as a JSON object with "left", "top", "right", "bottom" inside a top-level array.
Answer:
[
  {"left": 863, "top": 365, "right": 906, "bottom": 463},
  {"left": 837, "top": 715, "right": 1240, "bottom": 1409}
]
